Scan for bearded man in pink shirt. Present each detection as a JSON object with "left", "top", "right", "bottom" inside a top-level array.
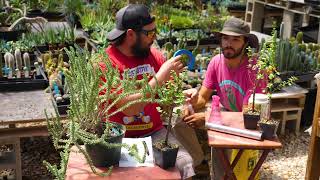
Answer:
[{"left": 174, "top": 17, "right": 265, "bottom": 179}]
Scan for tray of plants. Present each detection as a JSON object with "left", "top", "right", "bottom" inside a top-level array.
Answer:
[
  {"left": 0, "top": 51, "right": 48, "bottom": 91},
  {"left": 50, "top": 75, "right": 70, "bottom": 116},
  {"left": 42, "top": 51, "right": 71, "bottom": 116}
]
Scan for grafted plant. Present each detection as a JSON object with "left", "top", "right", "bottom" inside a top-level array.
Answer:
[
  {"left": 156, "top": 71, "right": 185, "bottom": 147},
  {"left": 44, "top": 46, "right": 164, "bottom": 179}
]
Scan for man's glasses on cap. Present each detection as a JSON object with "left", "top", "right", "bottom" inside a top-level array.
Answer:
[{"left": 140, "top": 28, "right": 157, "bottom": 38}]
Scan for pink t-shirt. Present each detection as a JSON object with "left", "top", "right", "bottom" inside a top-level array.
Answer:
[
  {"left": 100, "top": 45, "right": 165, "bottom": 137},
  {"left": 203, "top": 54, "right": 265, "bottom": 112}
]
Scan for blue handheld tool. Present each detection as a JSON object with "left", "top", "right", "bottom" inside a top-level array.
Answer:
[{"left": 173, "top": 49, "right": 195, "bottom": 71}]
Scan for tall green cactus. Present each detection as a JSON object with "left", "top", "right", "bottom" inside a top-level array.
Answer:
[
  {"left": 4, "top": 52, "right": 14, "bottom": 70},
  {"left": 296, "top": 31, "right": 303, "bottom": 44},
  {"left": 23, "top": 52, "right": 30, "bottom": 71},
  {"left": 15, "top": 49, "right": 22, "bottom": 70},
  {"left": 43, "top": 53, "right": 51, "bottom": 71},
  {"left": 289, "top": 43, "right": 299, "bottom": 71}
]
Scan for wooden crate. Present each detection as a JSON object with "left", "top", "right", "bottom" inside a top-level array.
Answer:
[{"left": 271, "top": 95, "right": 305, "bottom": 134}]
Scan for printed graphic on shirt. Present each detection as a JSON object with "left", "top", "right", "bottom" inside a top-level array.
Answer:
[
  {"left": 123, "top": 112, "right": 153, "bottom": 130},
  {"left": 123, "top": 64, "right": 155, "bottom": 78},
  {"left": 219, "top": 80, "right": 244, "bottom": 112}
]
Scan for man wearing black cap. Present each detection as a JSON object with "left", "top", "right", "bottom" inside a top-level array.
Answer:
[
  {"left": 178, "top": 17, "right": 266, "bottom": 179},
  {"left": 105, "top": 4, "right": 195, "bottom": 180}
]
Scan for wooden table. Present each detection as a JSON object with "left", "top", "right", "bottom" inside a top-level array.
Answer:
[
  {"left": 0, "top": 90, "right": 56, "bottom": 180},
  {"left": 0, "top": 90, "right": 56, "bottom": 126},
  {"left": 207, "top": 112, "right": 282, "bottom": 180},
  {"left": 66, "top": 149, "right": 181, "bottom": 180}
]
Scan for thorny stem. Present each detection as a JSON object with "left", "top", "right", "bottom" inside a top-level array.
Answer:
[{"left": 164, "top": 106, "right": 173, "bottom": 146}]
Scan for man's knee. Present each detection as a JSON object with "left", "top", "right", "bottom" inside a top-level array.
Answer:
[{"left": 175, "top": 150, "right": 195, "bottom": 179}]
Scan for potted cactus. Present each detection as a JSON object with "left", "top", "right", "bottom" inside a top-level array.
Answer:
[
  {"left": 43, "top": 46, "right": 166, "bottom": 178},
  {"left": 153, "top": 71, "right": 185, "bottom": 169}
]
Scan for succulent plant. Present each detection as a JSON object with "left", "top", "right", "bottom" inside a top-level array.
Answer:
[
  {"left": 23, "top": 52, "right": 30, "bottom": 71},
  {"left": 43, "top": 53, "right": 51, "bottom": 71},
  {"left": 15, "top": 49, "right": 22, "bottom": 70},
  {"left": 296, "top": 31, "right": 303, "bottom": 44},
  {"left": 4, "top": 52, "right": 15, "bottom": 78},
  {"left": 4, "top": 52, "right": 15, "bottom": 69}
]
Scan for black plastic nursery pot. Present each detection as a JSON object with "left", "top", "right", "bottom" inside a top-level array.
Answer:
[
  {"left": 85, "top": 122, "right": 125, "bottom": 167},
  {"left": 0, "top": 74, "right": 48, "bottom": 92},
  {"left": 153, "top": 143, "right": 179, "bottom": 169},
  {"left": 259, "top": 122, "right": 278, "bottom": 140},
  {"left": 243, "top": 113, "right": 260, "bottom": 130}
]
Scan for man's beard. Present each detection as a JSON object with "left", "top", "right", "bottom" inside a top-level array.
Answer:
[
  {"left": 221, "top": 44, "right": 246, "bottom": 59},
  {"left": 131, "top": 35, "right": 152, "bottom": 58}
]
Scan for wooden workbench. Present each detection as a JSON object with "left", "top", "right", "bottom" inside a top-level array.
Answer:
[
  {"left": 0, "top": 90, "right": 56, "bottom": 126},
  {"left": 0, "top": 90, "right": 56, "bottom": 180}
]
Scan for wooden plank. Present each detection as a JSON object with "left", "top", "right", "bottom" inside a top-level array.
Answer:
[
  {"left": 282, "top": 10, "right": 295, "bottom": 39},
  {"left": 306, "top": 78, "right": 320, "bottom": 179},
  {"left": 207, "top": 112, "right": 282, "bottom": 149},
  {"left": 0, "top": 151, "right": 16, "bottom": 169},
  {"left": 317, "top": 118, "right": 320, "bottom": 137},
  {"left": 0, "top": 90, "right": 56, "bottom": 125},
  {"left": 251, "top": 1, "right": 265, "bottom": 32},
  {"left": 271, "top": 103, "right": 302, "bottom": 112},
  {"left": 286, "top": 113, "right": 299, "bottom": 120},
  {"left": 0, "top": 126, "right": 49, "bottom": 139},
  {"left": 66, "top": 146, "right": 181, "bottom": 180}
]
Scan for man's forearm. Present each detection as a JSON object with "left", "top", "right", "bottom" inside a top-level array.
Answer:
[
  {"left": 192, "top": 97, "right": 207, "bottom": 111},
  {"left": 115, "top": 77, "right": 160, "bottom": 116}
]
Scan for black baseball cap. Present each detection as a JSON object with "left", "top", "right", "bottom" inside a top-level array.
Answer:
[{"left": 107, "top": 4, "right": 155, "bottom": 41}]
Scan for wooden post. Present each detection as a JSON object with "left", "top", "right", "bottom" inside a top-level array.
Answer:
[
  {"left": 306, "top": 77, "right": 320, "bottom": 179},
  {"left": 318, "top": 21, "right": 320, "bottom": 44},
  {"left": 14, "top": 137, "right": 22, "bottom": 180},
  {"left": 282, "top": 10, "right": 294, "bottom": 40},
  {"left": 251, "top": 1, "right": 265, "bottom": 32}
]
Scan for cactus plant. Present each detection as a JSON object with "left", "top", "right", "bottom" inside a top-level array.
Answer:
[
  {"left": 6, "top": 53, "right": 15, "bottom": 78},
  {"left": 296, "top": 31, "right": 303, "bottom": 44},
  {"left": 23, "top": 52, "right": 30, "bottom": 71},
  {"left": 289, "top": 43, "right": 299, "bottom": 71},
  {"left": 4, "top": 52, "right": 14, "bottom": 70},
  {"left": 43, "top": 53, "right": 51, "bottom": 71},
  {"left": 4, "top": 52, "right": 11, "bottom": 69},
  {"left": 14, "top": 49, "right": 22, "bottom": 70},
  {"left": 299, "top": 43, "right": 306, "bottom": 51},
  {"left": 58, "top": 53, "right": 64, "bottom": 68}
]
